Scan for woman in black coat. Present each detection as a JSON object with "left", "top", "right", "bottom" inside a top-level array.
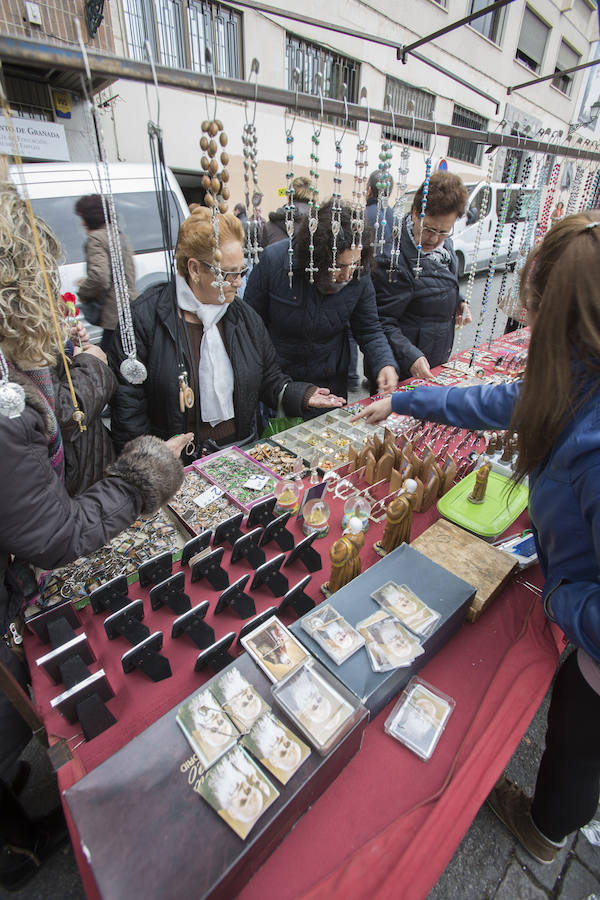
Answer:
[
  {"left": 108, "top": 207, "right": 344, "bottom": 457},
  {"left": 0, "top": 179, "right": 186, "bottom": 889},
  {"left": 243, "top": 201, "right": 398, "bottom": 402}
]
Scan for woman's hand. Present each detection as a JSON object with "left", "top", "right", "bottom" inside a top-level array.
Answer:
[
  {"left": 307, "top": 387, "right": 346, "bottom": 409},
  {"left": 409, "top": 356, "right": 433, "bottom": 380},
  {"left": 456, "top": 302, "right": 472, "bottom": 327},
  {"left": 79, "top": 344, "right": 108, "bottom": 366},
  {"left": 165, "top": 432, "right": 194, "bottom": 457},
  {"left": 376, "top": 365, "right": 399, "bottom": 394},
  {"left": 350, "top": 396, "right": 392, "bottom": 425}
]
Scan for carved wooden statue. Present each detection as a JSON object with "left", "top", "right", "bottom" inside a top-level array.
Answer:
[
  {"left": 374, "top": 479, "right": 418, "bottom": 557},
  {"left": 468, "top": 459, "right": 492, "bottom": 504},
  {"left": 322, "top": 518, "right": 364, "bottom": 595}
]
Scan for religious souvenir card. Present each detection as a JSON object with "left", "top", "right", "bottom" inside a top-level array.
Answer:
[
  {"left": 357, "top": 610, "right": 424, "bottom": 673},
  {"left": 240, "top": 616, "right": 309, "bottom": 683},
  {"left": 371, "top": 582, "right": 441, "bottom": 637},
  {"left": 241, "top": 711, "right": 311, "bottom": 785},
  {"left": 211, "top": 667, "right": 270, "bottom": 734},
  {"left": 197, "top": 744, "right": 279, "bottom": 840},
  {"left": 176, "top": 688, "right": 239, "bottom": 770},
  {"left": 272, "top": 658, "right": 364, "bottom": 755},
  {"left": 384, "top": 677, "right": 455, "bottom": 761},
  {"left": 300, "top": 605, "right": 365, "bottom": 665}
]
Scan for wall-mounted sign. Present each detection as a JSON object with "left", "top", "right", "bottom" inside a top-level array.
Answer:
[
  {"left": 0, "top": 114, "right": 70, "bottom": 161},
  {"left": 52, "top": 91, "right": 72, "bottom": 120}
]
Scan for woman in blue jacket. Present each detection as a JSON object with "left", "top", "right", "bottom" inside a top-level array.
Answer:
[{"left": 354, "top": 212, "right": 600, "bottom": 865}]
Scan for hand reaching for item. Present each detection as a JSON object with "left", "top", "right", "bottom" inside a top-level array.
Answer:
[
  {"left": 376, "top": 365, "right": 399, "bottom": 394},
  {"left": 307, "top": 387, "right": 346, "bottom": 409},
  {"left": 409, "top": 356, "right": 433, "bottom": 380},
  {"left": 350, "top": 396, "right": 392, "bottom": 426}
]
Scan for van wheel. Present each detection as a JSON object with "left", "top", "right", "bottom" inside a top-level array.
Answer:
[{"left": 456, "top": 252, "right": 465, "bottom": 279}]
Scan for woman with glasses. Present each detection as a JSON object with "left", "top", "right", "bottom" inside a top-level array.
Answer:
[
  {"left": 108, "top": 207, "right": 345, "bottom": 456},
  {"left": 369, "top": 172, "right": 470, "bottom": 383},
  {"left": 243, "top": 200, "right": 399, "bottom": 404}
]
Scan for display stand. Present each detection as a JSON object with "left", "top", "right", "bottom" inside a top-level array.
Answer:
[
  {"left": 193, "top": 632, "right": 236, "bottom": 673},
  {"left": 246, "top": 496, "right": 277, "bottom": 529},
  {"left": 190, "top": 546, "right": 229, "bottom": 590},
  {"left": 213, "top": 513, "right": 244, "bottom": 547},
  {"left": 104, "top": 600, "right": 149, "bottom": 644},
  {"left": 171, "top": 601, "right": 215, "bottom": 649},
  {"left": 181, "top": 530, "right": 213, "bottom": 567},
  {"left": 138, "top": 551, "right": 173, "bottom": 587},
  {"left": 214, "top": 575, "right": 256, "bottom": 619},
  {"left": 149, "top": 572, "right": 191, "bottom": 615},
  {"left": 277, "top": 575, "right": 315, "bottom": 618},
  {"left": 230, "top": 528, "right": 266, "bottom": 569},
  {"left": 282, "top": 533, "right": 322, "bottom": 573},
  {"left": 90, "top": 575, "right": 130, "bottom": 614},
  {"left": 250, "top": 554, "right": 289, "bottom": 597},
  {"left": 259, "top": 511, "right": 295, "bottom": 551},
  {"left": 121, "top": 632, "right": 172, "bottom": 682}
]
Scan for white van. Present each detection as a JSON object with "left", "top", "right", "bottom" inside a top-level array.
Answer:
[
  {"left": 452, "top": 182, "right": 536, "bottom": 278},
  {"left": 10, "top": 161, "right": 189, "bottom": 317}
]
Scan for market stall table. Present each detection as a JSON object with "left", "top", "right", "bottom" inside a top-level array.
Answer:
[{"left": 24, "top": 328, "right": 561, "bottom": 900}]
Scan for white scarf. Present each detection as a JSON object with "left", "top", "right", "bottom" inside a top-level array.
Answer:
[{"left": 176, "top": 274, "right": 235, "bottom": 427}]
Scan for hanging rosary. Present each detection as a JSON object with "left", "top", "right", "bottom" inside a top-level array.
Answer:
[
  {"left": 305, "top": 72, "right": 324, "bottom": 284},
  {"left": 537, "top": 158, "right": 561, "bottom": 240},
  {"left": 283, "top": 69, "right": 299, "bottom": 288},
  {"left": 242, "top": 59, "right": 263, "bottom": 266},
  {"left": 374, "top": 105, "right": 393, "bottom": 255},
  {"left": 578, "top": 168, "right": 595, "bottom": 212},
  {"left": 510, "top": 151, "right": 550, "bottom": 318},
  {"left": 469, "top": 155, "right": 517, "bottom": 365},
  {"left": 388, "top": 131, "right": 410, "bottom": 280},
  {"left": 490, "top": 153, "right": 533, "bottom": 347},
  {"left": 566, "top": 162, "right": 584, "bottom": 215},
  {"left": 351, "top": 87, "right": 370, "bottom": 277},
  {"left": 329, "top": 87, "right": 349, "bottom": 282},
  {"left": 413, "top": 148, "right": 433, "bottom": 279},
  {"left": 586, "top": 168, "right": 600, "bottom": 209},
  {"left": 200, "top": 116, "right": 230, "bottom": 304}
]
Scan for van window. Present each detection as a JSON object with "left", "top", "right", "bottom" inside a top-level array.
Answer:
[
  {"left": 496, "top": 188, "right": 534, "bottom": 224},
  {"left": 466, "top": 188, "right": 486, "bottom": 226},
  {"left": 30, "top": 191, "right": 184, "bottom": 265}
]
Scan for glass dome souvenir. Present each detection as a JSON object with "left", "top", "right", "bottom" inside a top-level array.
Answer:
[
  {"left": 341, "top": 496, "right": 372, "bottom": 533},
  {"left": 301, "top": 498, "right": 331, "bottom": 539},
  {"left": 274, "top": 480, "right": 303, "bottom": 516}
]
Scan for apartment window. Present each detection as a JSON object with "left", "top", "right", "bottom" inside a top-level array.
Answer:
[
  {"left": 285, "top": 34, "right": 360, "bottom": 127},
  {"left": 516, "top": 6, "right": 550, "bottom": 73},
  {"left": 469, "top": 0, "right": 505, "bottom": 45},
  {"left": 122, "top": 0, "right": 185, "bottom": 67},
  {"left": 447, "top": 105, "right": 487, "bottom": 165},
  {"left": 383, "top": 76, "right": 435, "bottom": 151},
  {"left": 188, "top": 1, "right": 242, "bottom": 77},
  {"left": 121, "top": 0, "right": 242, "bottom": 76},
  {"left": 552, "top": 40, "right": 581, "bottom": 96}
]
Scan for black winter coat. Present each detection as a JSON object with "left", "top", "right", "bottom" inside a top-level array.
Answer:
[
  {"left": 243, "top": 240, "right": 396, "bottom": 398},
  {"left": 260, "top": 201, "right": 310, "bottom": 248},
  {"left": 53, "top": 352, "right": 117, "bottom": 495},
  {"left": 108, "top": 283, "right": 312, "bottom": 453},
  {"left": 370, "top": 215, "right": 463, "bottom": 380}
]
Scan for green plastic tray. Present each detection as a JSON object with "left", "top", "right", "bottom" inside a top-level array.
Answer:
[{"left": 437, "top": 470, "right": 528, "bottom": 539}]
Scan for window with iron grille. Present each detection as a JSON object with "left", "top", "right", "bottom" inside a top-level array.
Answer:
[
  {"left": 285, "top": 33, "right": 360, "bottom": 127},
  {"left": 468, "top": 0, "right": 506, "bottom": 45},
  {"left": 188, "top": 1, "right": 242, "bottom": 78},
  {"left": 122, "top": 0, "right": 185, "bottom": 67},
  {"left": 447, "top": 105, "right": 487, "bottom": 166},
  {"left": 552, "top": 40, "right": 580, "bottom": 96},
  {"left": 382, "top": 76, "right": 435, "bottom": 151}
]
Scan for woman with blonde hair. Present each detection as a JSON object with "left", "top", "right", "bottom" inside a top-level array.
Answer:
[
  {"left": 108, "top": 207, "right": 344, "bottom": 456},
  {"left": 353, "top": 212, "right": 600, "bottom": 866},
  {"left": 0, "top": 178, "right": 187, "bottom": 888}
]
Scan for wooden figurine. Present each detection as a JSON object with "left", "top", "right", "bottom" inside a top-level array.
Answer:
[
  {"left": 374, "top": 479, "right": 418, "bottom": 557},
  {"left": 468, "top": 459, "right": 492, "bottom": 504},
  {"left": 364, "top": 449, "right": 377, "bottom": 485},
  {"left": 420, "top": 467, "right": 440, "bottom": 512},
  {"left": 322, "top": 517, "right": 364, "bottom": 595},
  {"left": 440, "top": 454, "right": 457, "bottom": 495},
  {"left": 374, "top": 445, "right": 395, "bottom": 483}
]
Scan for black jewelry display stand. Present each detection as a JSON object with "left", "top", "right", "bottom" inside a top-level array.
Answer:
[
  {"left": 104, "top": 600, "right": 150, "bottom": 644},
  {"left": 181, "top": 530, "right": 212, "bottom": 567},
  {"left": 50, "top": 670, "right": 116, "bottom": 740},
  {"left": 214, "top": 575, "right": 256, "bottom": 619},
  {"left": 193, "top": 632, "right": 236, "bottom": 673},
  {"left": 36, "top": 633, "right": 95, "bottom": 684},
  {"left": 250, "top": 554, "right": 289, "bottom": 597},
  {"left": 246, "top": 496, "right": 277, "bottom": 529},
  {"left": 90, "top": 575, "right": 130, "bottom": 615},
  {"left": 171, "top": 602, "right": 215, "bottom": 650},
  {"left": 138, "top": 551, "right": 173, "bottom": 588},
  {"left": 213, "top": 513, "right": 244, "bottom": 547},
  {"left": 259, "top": 511, "right": 295, "bottom": 551},
  {"left": 236, "top": 607, "right": 278, "bottom": 646},
  {"left": 283, "top": 533, "right": 322, "bottom": 573},
  {"left": 27, "top": 601, "right": 81, "bottom": 644},
  {"left": 230, "top": 528, "right": 266, "bottom": 569},
  {"left": 121, "top": 632, "right": 172, "bottom": 682},
  {"left": 149, "top": 572, "right": 191, "bottom": 615},
  {"left": 189, "top": 546, "right": 229, "bottom": 590},
  {"left": 277, "top": 575, "right": 315, "bottom": 618}
]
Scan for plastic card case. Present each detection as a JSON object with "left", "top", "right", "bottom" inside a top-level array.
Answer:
[
  {"left": 37, "top": 508, "right": 188, "bottom": 609},
  {"left": 168, "top": 466, "right": 245, "bottom": 536},
  {"left": 271, "top": 657, "right": 367, "bottom": 756},
  {"left": 194, "top": 446, "right": 282, "bottom": 510},
  {"left": 437, "top": 470, "right": 528, "bottom": 540},
  {"left": 384, "top": 677, "right": 455, "bottom": 761}
]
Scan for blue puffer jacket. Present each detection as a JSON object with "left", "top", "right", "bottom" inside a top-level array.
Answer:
[
  {"left": 391, "top": 381, "right": 600, "bottom": 663},
  {"left": 370, "top": 215, "right": 462, "bottom": 380},
  {"left": 243, "top": 239, "right": 396, "bottom": 398}
]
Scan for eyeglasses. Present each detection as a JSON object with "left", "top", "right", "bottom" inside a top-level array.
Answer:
[
  {"left": 200, "top": 261, "right": 249, "bottom": 283},
  {"left": 421, "top": 224, "right": 454, "bottom": 239}
]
